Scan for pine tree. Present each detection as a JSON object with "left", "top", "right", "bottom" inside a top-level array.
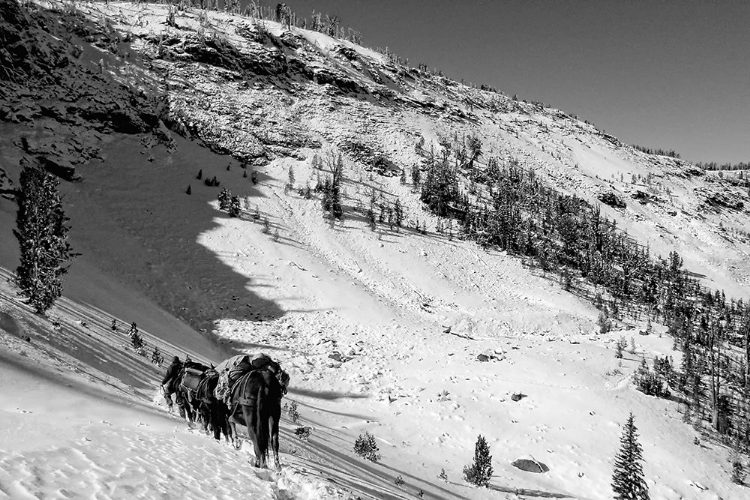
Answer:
[
  {"left": 394, "top": 198, "right": 404, "bottom": 228},
  {"left": 367, "top": 207, "right": 376, "bottom": 231},
  {"left": 411, "top": 165, "right": 421, "bottom": 188},
  {"left": 463, "top": 435, "right": 493, "bottom": 487},
  {"left": 731, "top": 455, "right": 745, "bottom": 485},
  {"left": 14, "top": 162, "right": 76, "bottom": 314},
  {"left": 438, "top": 468, "right": 448, "bottom": 481},
  {"left": 186, "top": 185, "right": 191, "bottom": 195},
  {"left": 228, "top": 195, "right": 241, "bottom": 217},
  {"left": 218, "top": 187, "right": 231, "bottom": 210},
  {"left": 612, "top": 413, "right": 649, "bottom": 500}
]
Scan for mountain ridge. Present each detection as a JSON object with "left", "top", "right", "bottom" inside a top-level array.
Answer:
[{"left": 1, "top": 2, "right": 749, "bottom": 499}]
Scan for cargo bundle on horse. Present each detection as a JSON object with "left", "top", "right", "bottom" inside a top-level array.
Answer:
[
  {"left": 161, "top": 357, "right": 211, "bottom": 424},
  {"left": 178, "top": 359, "right": 211, "bottom": 424},
  {"left": 195, "top": 368, "right": 232, "bottom": 441},
  {"left": 217, "top": 353, "right": 290, "bottom": 469}
]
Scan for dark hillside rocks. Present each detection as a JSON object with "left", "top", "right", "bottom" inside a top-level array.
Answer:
[
  {"left": 0, "top": 0, "right": 57, "bottom": 83},
  {"left": 340, "top": 140, "right": 399, "bottom": 177},
  {"left": 39, "top": 156, "right": 80, "bottom": 182},
  {"left": 0, "top": 1, "right": 159, "bottom": 136},
  {"left": 334, "top": 45, "right": 358, "bottom": 61},
  {"left": 631, "top": 190, "right": 654, "bottom": 205},
  {"left": 79, "top": 104, "right": 151, "bottom": 134},
  {"left": 598, "top": 191, "right": 626, "bottom": 209},
  {"left": 705, "top": 192, "right": 744, "bottom": 211}
]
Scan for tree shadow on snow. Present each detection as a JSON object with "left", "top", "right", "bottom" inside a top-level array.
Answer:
[
  {"left": 289, "top": 387, "right": 369, "bottom": 401},
  {"left": 488, "top": 483, "right": 574, "bottom": 498},
  {"left": 280, "top": 425, "right": 471, "bottom": 500}
]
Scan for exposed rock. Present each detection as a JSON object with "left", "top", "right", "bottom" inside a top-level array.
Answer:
[
  {"left": 706, "top": 192, "right": 744, "bottom": 211},
  {"left": 598, "top": 191, "right": 626, "bottom": 209},
  {"left": 39, "top": 156, "right": 80, "bottom": 181},
  {"left": 631, "top": 190, "right": 653, "bottom": 204},
  {"left": 512, "top": 456, "right": 549, "bottom": 473}
]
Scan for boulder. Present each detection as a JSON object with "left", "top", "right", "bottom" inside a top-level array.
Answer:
[
  {"left": 598, "top": 191, "right": 626, "bottom": 209},
  {"left": 39, "top": 156, "right": 80, "bottom": 181},
  {"left": 511, "top": 456, "right": 549, "bottom": 473}
]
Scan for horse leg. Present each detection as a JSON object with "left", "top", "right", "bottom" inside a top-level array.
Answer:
[
  {"left": 201, "top": 404, "right": 211, "bottom": 435},
  {"left": 164, "top": 390, "right": 174, "bottom": 411},
  {"left": 210, "top": 403, "right": 221, "bottom": 440},
  {"left": 271, "top": 413, "right": 280, "bottom": 470},
  {"left": 221, "top": 404, "right": 232, "bottom": 442},
  {"left": 227, "top": 404, "right": 242, "bottom": 449},
  {"left": 177, "top": 400, "right": 187, "bottom": 420},
  {"left": 242, "top": 404, "right": 262, "bottom": 468}
]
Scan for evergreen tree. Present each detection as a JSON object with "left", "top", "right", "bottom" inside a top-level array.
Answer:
[
  {"left": 438, "top": 468, "right": 448, "bottom": 481},
  {"left": 394, "top": 198, "right": 404, "bottom": 228},
  {"left": 321, "top": 157, "right": 343, "bottom": 219},
  {"left": 411, "top": 165, "right": 421, "bottom": 188},
  {"left": 612, "top": 413, "right": 649, "bottom": 500},
  {"left": 131, "top": 330, "right": 144, "bottom": 351},
  {"left": 228, "top": 195, "right": 241, "bottom": 217},
  {"left": 151, "top": 346, "right": 163, "bottom": 365},
  {"left": 14, "top": 162, "right": 76, "bottom": 314},
  {"left": 367, "top": 207, "right": 376, "bottom": 231},
  {"left": 731, "top": 455, "right": 745, "bottom": 485},
  {"left": 463, "top": 434, "right": 493, "bottom": 487},
  {"left": 218, "top": 187, "right": 231, "bottom": 211}
]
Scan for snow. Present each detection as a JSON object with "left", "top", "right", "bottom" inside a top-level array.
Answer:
[
  {"left": 0, "top": 1, "right": 748, "bottom": 498},
  {"left": 0, "top": 344, "right": 342, "bottom": 500}
]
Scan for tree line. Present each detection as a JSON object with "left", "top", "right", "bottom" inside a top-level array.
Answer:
[
  {"left": 697, "top": 161, "right": 750, "bottom": 172},
  {"left": 631, "top": 144, "right": 681, "bottom": 159},
  {"left": 414, "top": 134, "right": 750, "bottom": 456}
]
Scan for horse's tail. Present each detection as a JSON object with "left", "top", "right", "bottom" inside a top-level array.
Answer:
[{"left": 256, "top": 383, "right": 269, "bottom": 464}]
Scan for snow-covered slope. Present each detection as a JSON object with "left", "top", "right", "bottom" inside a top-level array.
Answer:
[{"left": 1, "top": 1, "right": 748, "bottom": 498}]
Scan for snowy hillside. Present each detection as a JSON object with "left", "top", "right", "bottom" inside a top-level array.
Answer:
[{"left": 1, "top": 1, "right": 749, "bottom": 499}]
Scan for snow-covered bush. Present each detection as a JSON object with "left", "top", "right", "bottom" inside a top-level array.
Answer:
[{"left": 354, "top": 432, "right": 380, "bottom": 462}]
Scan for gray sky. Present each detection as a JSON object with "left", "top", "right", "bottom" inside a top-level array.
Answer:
[{"left": 271, "top": 0, "right": 750, "bottom": 163}]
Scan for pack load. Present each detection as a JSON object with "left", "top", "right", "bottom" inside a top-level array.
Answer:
[
  {"left": 181, "top": 366, "right": 204, "bottom": 391},
  {"left": 214, "top": 353, "right": 280, "bottom": 403}
]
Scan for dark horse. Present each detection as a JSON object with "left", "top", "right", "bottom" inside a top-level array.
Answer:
[
  {"left": 173, "top": 360, "right": 210, "bottom": 424},
  {"left": 228, "top": 369, "right": 289, "bottom": 469},
  {"left": 195, "top": 371, "right": 232, "bottom": 442}
]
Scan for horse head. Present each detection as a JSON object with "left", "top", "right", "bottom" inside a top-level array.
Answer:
[{"left": 276, "top": 370, "right": 290, "bottom": 396}]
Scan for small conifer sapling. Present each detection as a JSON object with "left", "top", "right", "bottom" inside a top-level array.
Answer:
[
  {"left": 611, "top": 413, "right": 649, "bottom": 500},
  {"left": 463, "top": 435, "right": 493, "bottom": 487}
]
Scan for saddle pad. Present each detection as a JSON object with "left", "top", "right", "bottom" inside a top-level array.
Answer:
[{"left": 181, "top": 367, "right": 203, "bottom": 391}]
